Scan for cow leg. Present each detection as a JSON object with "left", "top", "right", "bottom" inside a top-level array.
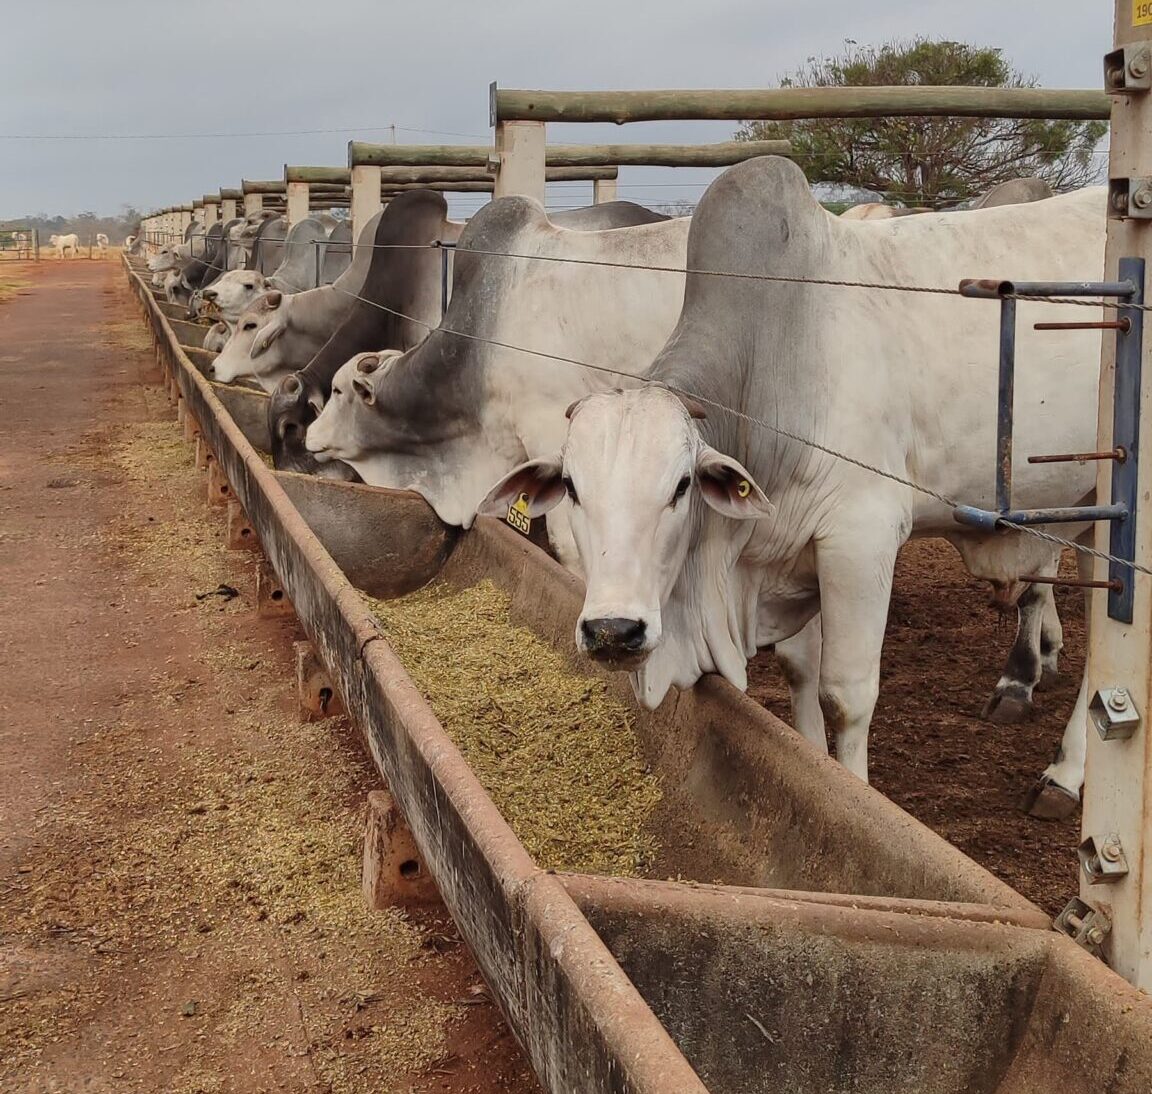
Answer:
[
  {"left": 1023, "top": 551, "right": 1090, "bottom": 820},
  {"left": 983, "top": 580, "right": 1049, "bottom": 724},
  {"left": 773, "top": 614, "right": 828, "bottom": 754},
  {"left": 814, "top": 527, "right": 901, "bottom": 781},
  {"left": 1039, "top": 583, "right": 1063, "bottom": 681}
]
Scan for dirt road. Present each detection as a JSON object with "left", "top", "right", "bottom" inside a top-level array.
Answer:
[{"left": 0, "top": 260, "right": 537, "bottom": 1094}]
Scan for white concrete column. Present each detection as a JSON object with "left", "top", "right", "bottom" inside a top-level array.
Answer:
[
  {"left": 191, "top": 203, "right": 204, "bottom": 225},
  {"left": 179, "top": 207, "right": 193, "bottom": 235},
  {"left": 351, "top": 165, "right": 383, "bottom": 241},
  {"left": 221, "top": 196, "right": 238, "bottom": 221},
  {"left": 243, "top": 192, "right": 264, "bottom": 217},
  {"left": 286, "top": 181, "right": 310, "bottom": 226},
  {"left": 203, "top": 201, "right": 219, "bottom": 228},
  {"left": 593, "top": 177, "right": 618, "bottom": 204},
  {"left": 493, "top": 120, "right": 546, "bottom": 202}
]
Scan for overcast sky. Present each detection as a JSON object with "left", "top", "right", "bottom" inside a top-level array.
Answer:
[{"left": 0, "top": 0, "right": 1111, "bottom": 221}]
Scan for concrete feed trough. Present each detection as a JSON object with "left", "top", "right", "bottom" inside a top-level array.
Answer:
[{"left": 124, "top": 253, "right": 1152, "bottom": 1094}]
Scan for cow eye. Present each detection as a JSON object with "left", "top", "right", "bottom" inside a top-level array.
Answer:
[
  {"left": 242, "top": 321, "right": 257, "bottom": 331},
  {"left": 671, "top": 475, "right": 691, "bottom": 506},
  {"left": 332, "top": 385, "right": 342, "bottom": 397},
  {"left": 562, "top": 476, "right": 579, "bottom": 505}
]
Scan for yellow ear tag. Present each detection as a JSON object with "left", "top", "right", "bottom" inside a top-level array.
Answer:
[
  {"left": 737, "top": 479, "right": 752, "bottom": 499},
  {"left": 506, "top": 492, "right": 532, "bottom": 535}
]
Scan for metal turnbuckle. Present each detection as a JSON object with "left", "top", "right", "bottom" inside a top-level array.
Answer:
[{"left": 954, "top": 261, "right": 1145, "bottom": 623}]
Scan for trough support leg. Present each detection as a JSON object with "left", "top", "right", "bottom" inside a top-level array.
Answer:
[
  {"left": 255, "top": 558, "right": 293, "bottom": 618},
  {"left": 195, "top": 439, "right": 212, "bottom": 472},
  {"left": 206, "top": 459, "right": 232, "bottom": 507},
  {"left": 294, "top": 641, "right": 345, "bottom": 721},
  {"left": 225, "top": 499, "right": 259, "bottom": 551},
  {"left": 182, "top": 412, "right": 200, "bottom": 445},
  {"left": 362, "top": 790, "right": 441, "bottom": 910},
  {"left": 176, "top": 397, "right": 186, "bottom": 429}
]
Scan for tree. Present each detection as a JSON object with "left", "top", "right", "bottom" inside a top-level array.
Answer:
[{"left": 735, "top": 39, "right": 1107, "bottom": 207}]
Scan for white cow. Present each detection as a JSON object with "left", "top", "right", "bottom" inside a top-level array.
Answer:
[
  {"left": 95, "top": 232, "right": 109, "bottom": 256},
  {"left": 49, "top": 233, "right": 79, "bottom": 258},
  {"left": 199, "top": 270, "right": 270, "bottom": 324},
  {"left": 479, "top": 158, "right": 1104, "bottom": 808}
]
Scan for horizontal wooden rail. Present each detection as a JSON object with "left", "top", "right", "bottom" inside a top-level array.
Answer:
[
  {"left": 287, "top": 164, "right": 619, "bottom": 184},
  {"left": 349, "top": 139, "right": 790, "bottom": 168},
  {"left": 490, "top": 84, "right": 1112, "bottom": 124}
]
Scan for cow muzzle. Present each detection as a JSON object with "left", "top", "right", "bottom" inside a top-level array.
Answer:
[{"left": 578, "top": 617, "right": 650, "bottom": 669}]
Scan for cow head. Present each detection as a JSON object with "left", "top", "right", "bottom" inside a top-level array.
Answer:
[
  {"left": 304, "top": 347, "right": 511, "bottom": 526},
  {"left": 478, "top": 386, "right": 772, "bottom": 672},
  {"left": 209, "top": 291, "right": 291, "bottom": 391},
  {"left": 147, "top": 245, "right": 179, "bottom": 273},
  {"left": 201, "top": 270, "right": 269, "bottom": 323},
  {"left": 269, "top": 369, "right": 331, "bottom": 473}
]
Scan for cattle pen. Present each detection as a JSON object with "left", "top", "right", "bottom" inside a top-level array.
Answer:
[{"left": 116, "top": 8, "right": 1152, "bottom": 1091}]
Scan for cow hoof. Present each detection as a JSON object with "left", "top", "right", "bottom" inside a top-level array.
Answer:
[
  {"left": 1020, "top": 776, "right": 1079, "bottom": 820},
  {"left": 982, "top": 691, "right": 1033, "bottom": 725}
]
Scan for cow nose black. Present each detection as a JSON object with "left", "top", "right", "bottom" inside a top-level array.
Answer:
[
  {"left": 203, "top": 289, "right": 217, "bottom": 300},
  {"left": 581, "top": 617, "right": 647, "bottom": 652}
]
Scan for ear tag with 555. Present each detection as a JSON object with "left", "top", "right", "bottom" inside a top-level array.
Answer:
[{"left": 506, "top": 492, "right": 532, "bottom": 535}]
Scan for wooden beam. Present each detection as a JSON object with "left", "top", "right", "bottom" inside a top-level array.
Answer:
[
  {"left": 290, "top": 163, "right": 619, "bottom": 184},
  {"left": 242, "top": 179, "right": 286, "bottom": 195},
  {"left": 349, "top": 140, "right": 789, "bottom": 169},
  {"left": 490, "top": 84, "right": 1112, "bottom": 124}
]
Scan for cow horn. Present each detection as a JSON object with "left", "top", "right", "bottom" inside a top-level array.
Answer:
[
  {"left": 565, "top": 397, "right": 586, "bottom": 420},
  {"left": 356, "top": 354, "right": 381, "bottom": 375}
]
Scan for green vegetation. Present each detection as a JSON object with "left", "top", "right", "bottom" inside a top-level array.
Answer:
[{"left": 737, "top": 38, "right": 1107, "bottom": 207}]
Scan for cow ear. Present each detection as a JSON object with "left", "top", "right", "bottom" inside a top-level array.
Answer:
[
  {"left": 351, "top": 376, "right": 376, "bottom": 406},
  {"left": 250, "top": 318, "right": 285, "bottom": 358},
  {"left": 262, "top": 290, "right": 283, "bottom": 310},
  {"left": 477, "top": 458, "right": 565, "bottom": 519},
  {"left": 695, "top": 447, "right": 773, "bottom": 519}
]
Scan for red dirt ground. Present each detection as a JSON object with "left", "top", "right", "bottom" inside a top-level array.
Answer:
[
  {"left": 749, "top": 541, "right": 1085, "bottom": 915},
  {"left": 0, "top": 260, "right": 538, "bottom": 1094}
]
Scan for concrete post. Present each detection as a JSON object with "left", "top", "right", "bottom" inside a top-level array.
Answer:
[
  {"left": 179, "top": 208, "right": 192, "bottom": 235},
  {"left": 1079, "top": 0, "right": 1152, "bottom": 991},
  {"left": 493, "top": 120, "right": 546, "bottom": 202},
  {"left": 350, "top": 164, "right": 383, "bottom": 241},
  {"left": 593, "top": 177, "right": 619, "bottom": 204},
  {"left": 221, "top": 196, "right": 238, "bottom": 221},
  {"left": 203, "top": 201, "right": 219, "bottom": 228},
  {"left": 286, "top": 181, "right": 310, "bottom": 225},
  {"left": 243, "top": 192, "right": 264, "bottom": 217}
]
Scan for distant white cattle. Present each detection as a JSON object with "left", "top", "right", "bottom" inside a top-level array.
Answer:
[
  {"left": 95, "top": 233, "right": 109, "bottom": 256},
  {"left": 49, "top": 233, "right": 79, "bottom": 259}
]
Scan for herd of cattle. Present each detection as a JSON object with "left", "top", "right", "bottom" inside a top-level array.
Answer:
[{"left": 139, "top": 158, "right": 1106, "bottom": 815}]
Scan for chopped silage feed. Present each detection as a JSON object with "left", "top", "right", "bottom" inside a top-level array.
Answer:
[{"left": 364, "top": 580, "right": 662, "bottom": 877}]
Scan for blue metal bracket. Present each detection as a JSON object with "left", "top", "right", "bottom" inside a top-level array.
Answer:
[{"left": 954, "top": 261, "right": 1145, "bottom": 622}]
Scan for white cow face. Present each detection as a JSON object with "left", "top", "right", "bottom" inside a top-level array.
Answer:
[
  {"left": 209, "top": 291, "right": 290, "bottom": 391},
  {"left": 201, "top": 270, "right": 268, "bottom": 323},
  {"left": 147, "top": 245, "right": 179, "bottom": 273},
  {"left": 304, "top": 352, "right": 402, "bottom": 461},
  {"left": 479, "top": 386, "right": 773, "bottom": 669}
]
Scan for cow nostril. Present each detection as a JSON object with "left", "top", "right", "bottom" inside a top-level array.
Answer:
[{"left": 581, "top": 617, "right": 647, "bottom": 651}]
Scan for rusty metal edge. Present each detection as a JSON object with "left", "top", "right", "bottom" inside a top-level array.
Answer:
[{"left": 124, "top": 257, "right": 711, "bottom": 1094}]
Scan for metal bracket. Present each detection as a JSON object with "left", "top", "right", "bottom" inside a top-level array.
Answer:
[
  {"left": 1108, "top": 177, "right": 1152, "bottom": 220},
  {"left": 1105, "top": 44, "right": 1152, "bottom": 93},
  {"left": 1078, "top": 833, "right": 1130, "bottom": 883},
  {"left": 1088, "top": 686, "right": 1142, "bottom": 740},
  {"left": 1054, "top": 897, "right": 1112, "bottom": 957},
  {"left": 954, "top": 263, "right": 1145, "bottom": 622}
]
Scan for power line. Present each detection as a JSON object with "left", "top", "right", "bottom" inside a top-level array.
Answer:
[{"left": 0, "top": 123, "right": 489, "bottom": 141}]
